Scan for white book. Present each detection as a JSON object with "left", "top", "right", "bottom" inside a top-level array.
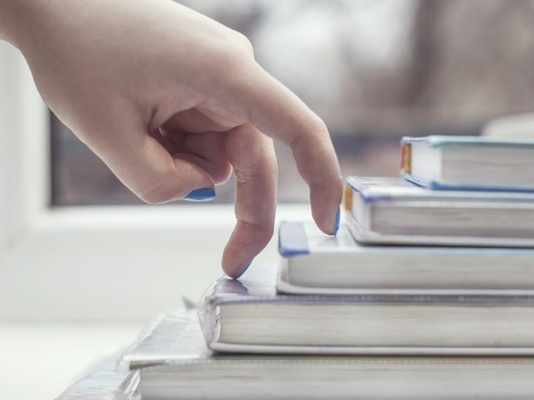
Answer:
[
  {"left": 400, "top": 135, "right": 534, "bottom": 191},
  {"left": 195, "top": 262, "right": 534, "bottom": 356},
  {"left": 122, "top": 308, "right": 534, "bottom": 400},
  {"left": 345, "top": 176, "right": 534, "bottom": 247},
  {"left": 277, "top": 220, "right": 534, "bottom": 295}
]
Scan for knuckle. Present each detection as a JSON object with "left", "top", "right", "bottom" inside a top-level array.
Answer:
[
  {"left": 237, "top": 219, "right": 275, "bottom": 244},
  {"left": 309, "top": 114, "right": 328, "bottom": 135},
  {"left": 212, "top": 31, "right": 255, "bottom": 68},
  {"left": 231, "top": 31, "right": 254, "bottom": 57},
  {"left": 211, "top": 162, "right": 233, "bottom": 185}
]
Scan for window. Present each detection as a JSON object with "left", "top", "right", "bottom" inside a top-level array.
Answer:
[{"left": 51, "top": 0, "right": 534, "bottom": 207}]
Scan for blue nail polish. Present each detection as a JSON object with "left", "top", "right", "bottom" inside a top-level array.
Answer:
[
  {"left": 334, "top": 207, "right": 340, "bottom": 235},
  {"left": 239, "top": 261, "right": 253, "bottom": 277},
  {"left": 243, "top": 261, "right": 252, "bottom": 273},
  {"left": 230, "top": 261, "right": 253, "bottom": 280},
  {"left": 184, "top": 188, "right": 216, "bottom": 201}
]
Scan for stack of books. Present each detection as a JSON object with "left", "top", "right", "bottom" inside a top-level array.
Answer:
[
  {"left": 120, "top": 135, "right": 534, "bottom": 399},
  {"left": 348, "top": 135, "right": 534, "bottom": 247}
]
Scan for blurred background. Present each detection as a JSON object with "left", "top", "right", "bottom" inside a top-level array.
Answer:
[
  {"left": 51, "top": 0, "right": 534, "bottom": 206},
  {"left": 4, "top": 1, "right": 534, "bottom": 399}
]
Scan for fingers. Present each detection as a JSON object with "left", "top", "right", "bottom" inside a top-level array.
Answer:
[
  {"left": 161, "top": 108, "right": 230, "bottom": 134},
  {"left": 222, "top": 123, "right": 278, "bottom": 278},
  {"left": 158, "top": 122, "right": 233, "bottom": 186},
  {"left": 92, "top": 118, "right": 216, "bottom": 204},
  {"left": 221, "top": 63, "right": 344, "bottom": 234}
]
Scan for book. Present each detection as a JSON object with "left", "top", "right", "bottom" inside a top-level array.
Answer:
[
  {"left": 195, "top": 262, "right": 534, "bottom": 355},
  {"left": 123, "top": 308, "right": 534, "bottom": 400},
  {"left": 277, "top": 220, "right": 534, "bottom": 294},
  {"left": 400, "top": 135, "right": 534, "bottom": 191},
  {"left": 55, "top": 349, "right": 139, "bottom": 400},
  {"left": 345, "top": 176, "right": 534, "bottom": 247}
]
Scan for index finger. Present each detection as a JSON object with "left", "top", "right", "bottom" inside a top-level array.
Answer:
[{"left": 222, "top": 122, "right": 278, "bottom": 278}]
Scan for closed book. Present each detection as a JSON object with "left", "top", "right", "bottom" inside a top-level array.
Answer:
[
  {"left": 196, "top": 262, "right": 534, "bottom": 355},
  {"left": 400, "top": 135, "right": 534, "bottom": 191},
  {"left": 277, "top": 220, "right": 534, "bottom": 294},
  {"left": 345, "top": 175, "right": 534, "bottom": 247},
  {"left": 123, "top": 308, "right": 534, "bottom": 400}
]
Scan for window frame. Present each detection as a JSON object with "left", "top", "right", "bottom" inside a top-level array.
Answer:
[{"left": 0, "top": 42, "right": 309, "bottom": 321}]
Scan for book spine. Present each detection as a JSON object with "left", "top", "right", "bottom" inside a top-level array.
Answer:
[
  {"left": 344, "top": 185, "right": 370, "bottom": 231},
  {"left": 400, "top": 139, "right": 411, "bottom": 175},
  {"left": 196, "top": 282, "right": 222, "bottom": 347},
  {"left": 343, "top": 183, "right": 353, "bottom": 212}
]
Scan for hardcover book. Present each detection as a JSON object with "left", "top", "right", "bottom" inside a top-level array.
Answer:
[
  {"left": 400, "top": 135, "right": 534, "bottom": 191},
  {"left": 345, "top": 176, "right": 534, "bottom": 247},
  {"left": 195, "top": 262, "right": 534, "bottom": 355},
  {"left": 277, "top": 220, "right": 534, "bottom": 294},
  {"left": 122, "top": 308, "right": 534, "bottom": 400}
]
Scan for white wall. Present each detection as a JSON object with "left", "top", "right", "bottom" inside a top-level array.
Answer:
[
  {"left": 0, "top": 42, "right": 21, "bottom": 257},
  {"left": 0, "top": 42, "right": 10, "bottom": 254}
]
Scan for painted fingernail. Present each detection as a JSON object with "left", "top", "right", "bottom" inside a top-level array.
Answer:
[
  {"left": 230, "top": 261, "right": 253, "bottom": 280},
  {"left": 184, "top": 188, "right": 216, "bottom": 201},
  {"left": 241, "top": 261, "right": 252, "bottom": 276},
  {"left": 334, "top": 207, "right": 340, "bottom": 235}
]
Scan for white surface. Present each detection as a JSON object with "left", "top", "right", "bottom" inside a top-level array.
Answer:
[{"left": 0, "top": 321, "right": 144, "bottom": 400}]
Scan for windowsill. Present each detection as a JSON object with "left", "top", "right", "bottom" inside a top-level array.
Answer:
[
  {"left": 0, "top": 203, "right": 312, "bottom": 321},
  {"left": 0, "top": 320, "right": 143, "bottom": 400}
]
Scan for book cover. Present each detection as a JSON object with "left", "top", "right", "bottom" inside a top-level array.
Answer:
[
  {"left": 195, "top": 262, "right": 534, "bottom": 355},
  {"left": 277, "top": 220, "right": 534, "bottom": 294},
  {"left": 345, "top": 176, "right": 534, "bottom": 247},
  {"left": 122, "top": 308, "right": 534, "bottom": 400},
  {"left": 400, "top": 135, "right": 534, "bottom": 191}
]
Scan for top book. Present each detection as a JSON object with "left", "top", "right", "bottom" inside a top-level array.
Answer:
[{"left": 401, "top": 135, "right": 534, "bottom": 191}]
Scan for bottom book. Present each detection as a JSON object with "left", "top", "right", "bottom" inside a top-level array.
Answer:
[
  {"left": 55, "top": 349, "right": 139, "bottom": 400},
  {"left": 122, "top": 308, "right": 534, "bottom": 400}
]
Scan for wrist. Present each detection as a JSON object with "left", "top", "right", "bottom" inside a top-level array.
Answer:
[{"left": 0, "top": 0, "right": 53, "bottom": 48}]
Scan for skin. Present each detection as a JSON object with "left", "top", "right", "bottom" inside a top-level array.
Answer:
[{"left": 0, "top": 0, "right": 343, "bottom": 278}]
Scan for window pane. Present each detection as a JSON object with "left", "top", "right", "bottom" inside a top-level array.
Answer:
[{"left": 50, "top": 0, "right": 534, "bottom": 206}]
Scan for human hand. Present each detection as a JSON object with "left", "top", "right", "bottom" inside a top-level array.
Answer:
[{"left": 1, "top": 0, "right": 343, "bottom": 278}]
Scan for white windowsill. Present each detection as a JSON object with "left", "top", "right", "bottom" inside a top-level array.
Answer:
[{"left": 0, "top": 320, "right": 143, "bottom": 400}]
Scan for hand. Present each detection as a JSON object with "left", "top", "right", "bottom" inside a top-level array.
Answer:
[{"left": 1, "top": 0, "right": 343, "bottom": 277}]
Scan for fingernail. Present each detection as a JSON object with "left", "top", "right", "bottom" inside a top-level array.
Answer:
[
  {"left": 238, "top": 261, "right": 252, "bottom": 278},
  {"left": 184, "top": 188, "right": 216, "bottom": 201},
  {"left": 334, "top": 207, "right": 340, "bottom": 235}
]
